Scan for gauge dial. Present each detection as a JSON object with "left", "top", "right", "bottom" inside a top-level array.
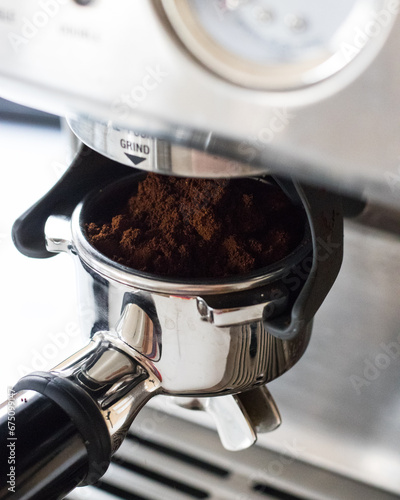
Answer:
[
  {"left": 162, "top": 0, "right": 395, "bottom": 89},
  {"left": 193, "top": 0, "right": 360, "bottom": 64}
]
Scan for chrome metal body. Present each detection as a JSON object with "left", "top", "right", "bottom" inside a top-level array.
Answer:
[
  {"left": 67, "top": 119, "right": 266, "bottom": 178},
  {"left": 0, "top": 1, "right": 399, "bottom": 205},
  {"left": 66, "top": 241, "right": 310, "bottom": 396},
  {"left": 46, "top": 201, "right": 312, "bottom": 397},
  {"left": 46, "top": 209, "right": 312, "bottom": 449},
  {"left": 51, "top": 332, "right": 161, "bottom": 454},
  {"left": 42, "top": 171, "right": 340, "bottom": 451},
  {"left": 50, "top": 330, "right": 283, "bottom": 452}
]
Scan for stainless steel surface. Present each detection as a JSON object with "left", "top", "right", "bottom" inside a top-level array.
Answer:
[
  {"left": 43, "top": 171, "right": 326, "bottom": 451},
  {"left": 174, "top": 385, "right": 282, "bottom": 451},
  {"left": 174, "top": 394, "right": 259, "bottom": 451},
  {"left": 0, "top": 1, "right": 399, "bottom": 204},
  {"left": 52, "top": 332, "right": 160, "bottom": 454},
  {"left": 236, "top": 385, "right": 282, "bottom": 433},
  {"left": 67, "top": 118, "right": 267, "bottom": 176},
  {"left": 66, "top": 406, "right": 400, "bottom": 500},
  {"left": 47, "top": 212, "right": 312, "bottom": 396}
]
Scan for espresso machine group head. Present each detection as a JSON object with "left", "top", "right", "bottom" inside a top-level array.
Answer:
[{"left": 0, "top": 1, "right": 399, "bottom": 498}]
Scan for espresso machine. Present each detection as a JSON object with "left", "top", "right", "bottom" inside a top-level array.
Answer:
[{"left": 1, "top": 1, "right": 400, "bottom": 499}]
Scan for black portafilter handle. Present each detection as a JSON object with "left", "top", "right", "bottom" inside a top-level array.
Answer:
[
  {"left": 0, "top": 335, "right": 156, "bottom": 500},
  {"left": 0, "top": 373, "right": 112, "bottom": 500},
  {"left": 12, "top": 144, "right": 135, "bottom": 259}
]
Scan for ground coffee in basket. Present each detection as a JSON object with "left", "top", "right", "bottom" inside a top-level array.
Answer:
[{"left": 86, "top": 173, "right": 305, "bottom": 278}]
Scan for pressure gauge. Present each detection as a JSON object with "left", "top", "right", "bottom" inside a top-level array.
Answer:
[{"left": 161, "top": 0, "right": 397, "bottom": 89}]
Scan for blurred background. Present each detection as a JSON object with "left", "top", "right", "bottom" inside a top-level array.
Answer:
[{"left": 0, "top": 99, "right": 82, "bottom": 387}]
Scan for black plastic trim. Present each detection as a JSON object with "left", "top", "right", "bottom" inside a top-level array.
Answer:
[
  {"left": 12, "top": 144, "right": 134, "bottom": 259},
  {"left": 14, "top": 371, "right": 112, "bottom": 485}
]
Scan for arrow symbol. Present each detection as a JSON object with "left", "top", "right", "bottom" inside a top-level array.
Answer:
[{"left": 125, "top": 153, "right": 147, "bottom": 166}]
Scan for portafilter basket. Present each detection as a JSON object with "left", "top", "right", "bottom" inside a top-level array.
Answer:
[{"left": 0, "top": 146, "right": 343, "bottom": 499}]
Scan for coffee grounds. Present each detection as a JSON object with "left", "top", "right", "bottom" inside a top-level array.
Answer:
[{"left": 86, "top": 173, "right": 305, "bottom": 279}]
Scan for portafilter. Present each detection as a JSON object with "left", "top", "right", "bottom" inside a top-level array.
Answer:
[{"left": 0, "top": 146, "right": 343, "bottom": 499}]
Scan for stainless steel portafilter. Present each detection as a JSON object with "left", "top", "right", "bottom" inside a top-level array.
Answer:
[{"left": 0, "top": 146, "right": 343, "bottom": 499}]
